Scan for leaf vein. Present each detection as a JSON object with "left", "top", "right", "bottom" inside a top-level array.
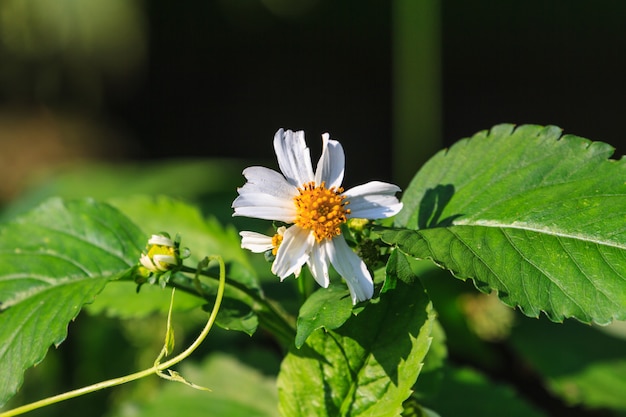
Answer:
[
  {"left": 23, "top": 223, "right": 131, "bottom": 264},
  {"left": 446, "top": 228, "right": 511, "bottom": 295},
  {"left": 500, "top": 229, "right": 535, "bottom": 310},
  {"left": 462, "top": 221, "right": 626, "bottom": 250}
]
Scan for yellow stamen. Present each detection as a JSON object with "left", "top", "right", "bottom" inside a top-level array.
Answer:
[
  {"left": 147, "top": 243, "right": 176, "bottom": 261},
  {"left": 293, "top": 181, "right": 350, "bottom": 242},
  {"left": 271, "top": 232, "right": 283, "bottom": 256}
]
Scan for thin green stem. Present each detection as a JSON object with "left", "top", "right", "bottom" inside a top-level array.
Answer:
[
  {"left": 176, "top": 265, "right": 296, "bottom": 346},
  {"left": 0, "top": 256, "right": 227, "bottom": 417}
]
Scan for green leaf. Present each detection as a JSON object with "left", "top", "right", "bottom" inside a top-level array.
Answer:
[
  {"left": 0, "top": 198, "right": 144, "bottom": 406},
  {"left": 411, "top": 319, "right": 447, "bottom": 402},
  {"left": 294, "top": 284, "right": 353, "bottom": 348},
  {"left": 383, "top": 248, "right": 419, "bottom": 292},
  {"left": 85, "top": 281, "right": 205, "bottom": 318},
  {"left": 386, "top": 124, "right": 626, "bottom": 324},
  {"left": 414, "top": 260, "right": 507, "bottom": 368},
  {"left": 277, "top": 276, "right": 434, "bottom": 417},
  {"left": 204, "top": 296, "right": 259, "bottom": 336}
]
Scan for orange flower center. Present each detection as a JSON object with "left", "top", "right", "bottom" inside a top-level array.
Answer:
[{"left": 293, "top": 181, "right": 350, "bottom": 242}]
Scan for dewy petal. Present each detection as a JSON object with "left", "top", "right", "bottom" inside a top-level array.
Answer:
[
  {"left": 344, "top": 181, "right": 403, "bottom": 219},
  {"left": 272, "top": 226, "right": 314, "bottom": 280},
  {"left": 239, "top": 231, "right": 273, "bottom": 253},
  {"left": 307, "top": 240, "right": 330, "bottom": 288},
  {"left": 314, "top": 133, "right": 345, "bottom": 189},
  {"left": 328, "top": 235, "right": 374, "bottom": 303},
  {"left": 274, "top": 129, "right": 315, "bottom": 188}
]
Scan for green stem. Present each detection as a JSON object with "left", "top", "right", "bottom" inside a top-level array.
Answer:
[
  {"left": 176, "top": 265, "right": 296, "bottom": 347},
  {"left": 0, "top": 256, "right": 227, "bottom": 417}
]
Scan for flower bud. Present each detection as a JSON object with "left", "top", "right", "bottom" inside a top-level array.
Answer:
[{"left": 139, "top": 234, "right": 181, "bottom": 273}]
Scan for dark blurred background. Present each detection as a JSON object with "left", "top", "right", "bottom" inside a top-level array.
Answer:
[{"left": 0, "top": 0, "right": 625, "bottom": 203}]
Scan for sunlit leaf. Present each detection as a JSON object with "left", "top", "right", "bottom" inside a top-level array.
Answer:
[
  {"left": 386, "top": 124, "right": 626, "bottom": 324},
  {"left": 0, "top": 198, "right": 144, "bottom": 406},
  {"left": 278, "top": 274, "right": 434, "bottom": 417},
  {"left": 294, "top": 284, "right": 353, "bottom": 348}
]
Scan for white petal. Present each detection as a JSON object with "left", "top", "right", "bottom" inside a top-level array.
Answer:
[
  {"left": 272, "top": 226, "right": 314, "bottom": 280},
  {"left": 232, "top": 193, "right": 296, "bottom": 222},
  {"left": 233, "top": 191, "right": 293, "bottom": 209},
  {"left": 314, "top": 133, "right": 345, "bottom": 189},
  {"left": 344, "top": 181, "right": 403, "bottom": 219},
  {"left": 345, "top": 181, "right": 401, "bottom": 196},
  {"left": 232, "top": 165, "right": 298, "bottom": 221},
  {"left": 328, "top": 235, "right": 374, "bottom": 303},
  {"left": 140, "top": 254, "right": 156, "bottom": 271},
  {"left": 153, "top": 254, "right": 178, "bottom": 271},
  {"left": 239, "top": 166, "right": 298, "bottom": 200},
  {"left": 240, "top": 231, "right": 273, "bottom": 253},
  {"left": 148, "top": 235, "right": 175, "bottom": 247},
  {"left": 307, "top": 241, "right": 330, "bottom": 288},
  {"left": 274, "top": 129, "right": 315, "bottom": 187}
]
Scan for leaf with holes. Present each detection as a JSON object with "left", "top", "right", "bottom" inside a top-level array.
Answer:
[
  {"left": 385, "top": 124, "right": 626, "bottom": 324},
  {"left": 0, "top": 198, "right": 145, "bottom": 406}
]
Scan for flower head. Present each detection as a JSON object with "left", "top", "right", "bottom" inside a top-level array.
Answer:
[{"left": 232, "top": 129, "right": 402, "bottom": 303}]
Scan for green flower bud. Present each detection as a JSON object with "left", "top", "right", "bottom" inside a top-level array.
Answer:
[{"left": 139, "top": 234, "right": 181, "bottom": 273}]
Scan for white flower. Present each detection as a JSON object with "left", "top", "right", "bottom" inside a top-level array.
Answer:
[{"left": 232, "top": 129, "right": 403, "bottom": 303}]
